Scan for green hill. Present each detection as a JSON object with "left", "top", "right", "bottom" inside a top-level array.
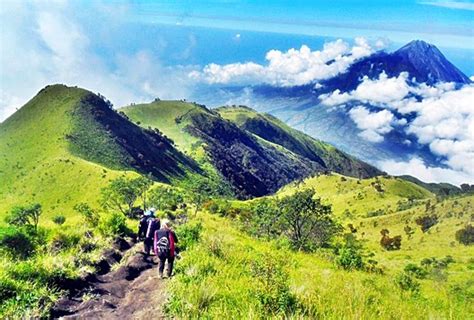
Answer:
[
  {"left": 277, "top": 173, "right": 434, "bottom": 217},
  {"left": 122, "top": 102, "right": 381, "bottom": 198},
  {"left": 0, "top": 85, "right": 199, "bottom": 224}
]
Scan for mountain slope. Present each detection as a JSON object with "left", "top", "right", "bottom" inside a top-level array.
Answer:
[
  {"left": 216, "top": 106, "right": 380, "bottom": 178},
  {"left": 122, "top": 101, "right": 381, "bottom": 198},
  {"left": 0, "top": 85, "right": 199, "bottom": 222}
]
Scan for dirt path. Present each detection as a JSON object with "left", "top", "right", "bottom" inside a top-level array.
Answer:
[{"left": 52, "top": 242, "right": 170, "bottom": 319}]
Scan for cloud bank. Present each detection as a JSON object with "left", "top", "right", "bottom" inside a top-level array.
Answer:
[
  {"left": 0, "top": 2, "right": 196, "bottom": 122},
  {"left": 190, "top": 38, "right": 384, "bottom": 87},
  {"left": 319, "top": 71, "right": 474, "bottom": 184}
]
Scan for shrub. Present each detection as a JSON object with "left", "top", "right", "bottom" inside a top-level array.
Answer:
[
  {"left": 74, "top": 203, "right": 99, "bottom": 227},
  {"left": 404, "top": 263, "right": 428, "bottom": 279},
  {"left": 251, "top": 254, "right": 296, "bottom": 315},
  {"left": 48, "top": 231, "right": 81, "bottom": 253},
  {"left": 455, "top": 224, "right": 474, "bottom": 245},
  {"left": 415, "top": 214, "right": 438, "bottom": 232},
  {"left": 52, "top": 215, "right": 66, "bottom": 225},
  {"left": 0, "top": 227, "right": 34, "bottom": 259},
  {"left": 175, "top": 222, "right": 202, "bottom": 251},
  {"left": 380, "top": 229, "right": 402, "bottom": 250},
  {"left": 395, "top": 272, "right": 420, "bottom": 295},
  {"left": 98, "top": 212, "right": 131, "bottom": 237},
  {"left": 0, "top": 274, "right": 20, "bottom": 301},
  {"left": 335, "top": 246, "right": 364, "bottom": 270}
]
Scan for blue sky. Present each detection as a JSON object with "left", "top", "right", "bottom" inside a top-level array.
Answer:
[
  {"left": 1, "top": 0, "right": 473, "bottom": 184},
  {"left": 1, "top": 0, "right": 473, "bottom": 121}
]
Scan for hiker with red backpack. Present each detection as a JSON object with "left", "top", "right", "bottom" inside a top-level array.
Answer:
[
  {"left": 138, "top": 208, "right": 160, "bottom": 257},
  {"left": 154, "top": 219, "right": 178, "bottom": 278}
]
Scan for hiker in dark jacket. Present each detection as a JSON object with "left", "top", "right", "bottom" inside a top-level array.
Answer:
[
  {"left": 141, "top": 208, "right": 160, "bottom": 256},
  {"left": 154, "top": 220, "right": 178, "bottom": 278}
]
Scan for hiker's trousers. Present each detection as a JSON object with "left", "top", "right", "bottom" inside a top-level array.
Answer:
[
  {"left": 158, "top": 255, "right": 175, "bottom": 277},
  {"left": 144, "top": 237, "right": 153, "bottom": 255}
]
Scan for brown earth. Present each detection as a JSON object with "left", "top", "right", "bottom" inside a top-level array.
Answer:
[{"left": 51, "top": 241, "right": 171, "bottom": 319}]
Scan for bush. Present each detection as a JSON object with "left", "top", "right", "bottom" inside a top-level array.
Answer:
[
  {"left": 74, "top": 203, "right": 99, "bottom": 227},
  {"left": 415, "top": 214, "right": 438, "bottom": 232},
  {"left": 455, "top": 224, "right": 474, "bottom": 245},
  {"left": 98, "top": 212, "right": 131, "bottom": 237},
  {"left": 175, "top": 222, "right": 202, "bottom": 251},
  {"left": 335, "top": 246, "right": 364, "bottom": 270},
  {"left": 395, "top": 272, "right": 420, "bottom": 295},
  {"left": 52, "top": 215, "right": 66, "bottom": 225},
  {"left": 48, "top": 231, "right": 81, "bottom": 253},
  {"left": 404, "top": 263, "right": 428, "bottom": 279},
  {"left": 380, "top": 229, "right": 402, "bottom": 250},
  {"left": 0, "top": 227, "right": 35, "bottom": 259},
  {"left": 0, "top": 274, "right": 19, "bottom": 301},
  {"left": 251, "top": 254, "right": 296, "bottom": 315}
]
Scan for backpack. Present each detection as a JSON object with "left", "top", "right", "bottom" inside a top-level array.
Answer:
[
  {"left": 156, "top": 233, "right": 170, "bottom": 255},
  {"left": 138, "top": 217, "right": 148, "bottom": 237},
  {"left": 146, "top": 218, "right": 159, "bottom": 239}
]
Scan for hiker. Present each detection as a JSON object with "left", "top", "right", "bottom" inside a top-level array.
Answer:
[
  {"left": 139, "top": 208, "right": 160, "bottom": 256},
  {"left": 154, "top": 219, "right": 178, "bottom": 278}
]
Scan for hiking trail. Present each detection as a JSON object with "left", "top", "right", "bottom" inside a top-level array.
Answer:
[{"left": 52, "top": 238, "right": 169, "bottom": 319}]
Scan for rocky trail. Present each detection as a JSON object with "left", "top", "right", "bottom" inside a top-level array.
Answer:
[{"left": 51, "top": 239, "right": 169, "bottom": 319}]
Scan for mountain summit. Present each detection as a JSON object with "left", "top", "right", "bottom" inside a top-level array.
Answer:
[{"left": 394, "top": 40, "right": 471, "bottom": 84}]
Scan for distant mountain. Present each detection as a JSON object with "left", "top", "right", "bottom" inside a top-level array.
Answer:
[
  {"left": 398, "top": 175, "right": 462, "bottom": 197},
  {"left": 193, "top": 40, "right": 472, "bottom": 180},
  {"left": 316, "top": 40, "right": 471, "bottom": 94},
  {"left": 122, "top": 102, "right": 381, "bottom": 198}
]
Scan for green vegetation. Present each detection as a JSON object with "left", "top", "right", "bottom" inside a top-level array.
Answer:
[{"left": 1, "top": 88, "right": 472, "bottom": 318}]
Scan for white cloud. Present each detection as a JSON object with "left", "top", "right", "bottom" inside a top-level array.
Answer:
[
  {"left": 419, "top": 1, "right": 474, "bottom": 11},
  {"left": 380, "top": 157, "right": 474, "bottom": 185},
  {"left": 405, "top": 85, "right": 474, "bottom": 176},
  {"left": 191, "top": 38, "right": 384, "bottom": 86},
  {"left": 348, "top": 106, "right": 396, "bottom": 142},
  {"left": 0, "top": 2, "right": 197, "bottom": 122},
  {"left": 319, "top": 72, "right": 411, "bottom": 106},
  {"left": 319, "top": 69, "right": 474, "bottom": 182}
]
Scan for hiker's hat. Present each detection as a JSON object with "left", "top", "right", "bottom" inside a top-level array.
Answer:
[
  {"left": 149, "top": 207, "right": 156, "bottom": 213},
  {"left": 144, "top": 210, "right": 152, "bottom": 216}
]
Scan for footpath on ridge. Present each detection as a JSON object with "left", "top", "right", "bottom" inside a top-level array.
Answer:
[{"left": 51, "top": 238, "right": 168, "bottom": 319}]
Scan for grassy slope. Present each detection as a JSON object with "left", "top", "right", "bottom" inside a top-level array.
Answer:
[
  {"left": 277, "top": 174, "right": 433, "bottom": 217},
  {"left": 121, "top": 101, "right": 204, "bottom": 157},
  {"left": 169, "top": 203, "right": 473, "bottom": 319},
  {"left": 0, "top": 85, "right": 139, "bottom": 226}
]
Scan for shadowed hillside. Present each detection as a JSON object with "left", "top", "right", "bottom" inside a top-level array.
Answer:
[{"left": 122, "top": 101, "right": 382, "bottom": 199}]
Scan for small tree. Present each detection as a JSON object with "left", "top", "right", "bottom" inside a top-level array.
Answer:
[
  {"left": 5, "top": 204, "right": 42, "bottom": 231},
  {"left": 52, "top": 215, "right": 66, "bottom": 225},
  {"left": 135, "top": 175, "right": 153, "bottom": 210},
  {"left": 404, "top": 225, "right": 415, "bottom": 239},
  {"left": 251, "top": 198, "right": 281, "bottom": 238},
  {"left": 415, "top": 214, "right": 438, "bottom": 232},
  {"left": 149, "top": 186, "right": 185, "bottom": 212},
  {"left": 278, "top": 189, "right": 340, "bottom": 251},
  {"left": 380, "top": 229, "right": 402, "bottom": 250},
  {"left": 101, "top": 176, "right": 152, "bottom": 217},
  {"left": 455, "top": 224, "right": 474, "bottom": 245},
  {"left": 74, "top": 203, "right": 99, "bottom": 227}
]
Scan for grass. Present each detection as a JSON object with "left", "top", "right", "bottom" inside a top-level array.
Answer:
[
  {"left": 121, "top": 101, "right": 204, "bottom": 156},
  {"left": 166, "top": 196, "right": 474, "bottom": 319},
  {"left": 0, "top": 85, "right": 139, "bottom": 226},
  {"left": 277, "top": 173, "right": 433, "bottom": 218}
]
